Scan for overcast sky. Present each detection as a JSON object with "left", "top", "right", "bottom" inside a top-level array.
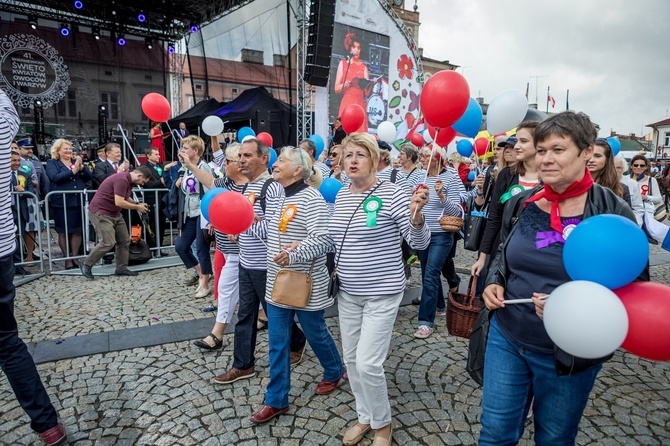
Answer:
[{"left": 417, "top": 0, "right": 670, "bottom": 137}]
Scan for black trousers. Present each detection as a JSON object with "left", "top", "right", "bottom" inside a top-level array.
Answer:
[{"left": 0, "top": 253, "right": 58, "bottom": 433}]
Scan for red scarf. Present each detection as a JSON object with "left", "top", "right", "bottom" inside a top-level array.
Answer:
[{"left": 524, "top": 167, "right": 593, "bottom": 233}]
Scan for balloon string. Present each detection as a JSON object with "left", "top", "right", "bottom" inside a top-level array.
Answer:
[
  {"left": 413, "top": 140, "right": 435, "bottom": 220},
  {"left": 165, "top": 121, "right": 177, "bottom": 160}
]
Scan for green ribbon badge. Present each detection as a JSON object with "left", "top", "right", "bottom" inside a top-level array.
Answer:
[
  {"left": 156, "top": 166, "right": 164, "bottom": 177},
  {"left": 363, "top": 196, "right": 383, "bottom": 227},
  {"left": 500, "top": 184, "right": 525, "bottom": 204}
]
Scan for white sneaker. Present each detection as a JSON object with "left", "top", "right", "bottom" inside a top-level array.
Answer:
[
  {"left": 414, "top": 325, "right": 434, "bottom": 339},
  {"left": 195, "top": 287, "right": 211, "bottom": 298}
]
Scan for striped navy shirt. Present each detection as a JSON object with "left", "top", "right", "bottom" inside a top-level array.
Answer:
[
  {"left": 404, "top": 167, "right": 425, "bottom": 190},
  {"left": 238, "top": 172, "right": 284, "bottom": 270},
  {"left": 0, "top": 90, "right": 18, "bottom": 258},
  {"left": 422, "top": 170, "right": 466, "bottom": 233},
  {"left": 265, "top": 184, "right": 334, "bottom": 310},
  {"left": 315, "top": 161, "right": 330, "bottom": 180},
  {"left": 213, "top": 178, "right": 245, "bottom": 255},
  {"left": 330, "top": 180, "right": 430, "bottom": 296}
]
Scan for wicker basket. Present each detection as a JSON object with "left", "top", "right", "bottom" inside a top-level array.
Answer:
[
  {"left": 447, "top": 275, "right": 485, "bottom": 339},
  {"left": 439, "top": 215, "right": 464, "bottom": 232}
]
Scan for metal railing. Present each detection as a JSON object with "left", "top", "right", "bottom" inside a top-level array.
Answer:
[{"left": 10, "top": 190, "right": 45, "bottom": 274}]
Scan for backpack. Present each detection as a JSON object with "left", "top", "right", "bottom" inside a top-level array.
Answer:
[
  {"left": 162, "top": 181, "right": 181, "bottom": 221},
  {"left": 390, "top": 168, "right": 398, "bottom": 184},
  {"left": 127, "top": 225, "right": 152, "bottom": 265},
  {"left": 259, "top": 178, "right": 274, "bottom": 213}
]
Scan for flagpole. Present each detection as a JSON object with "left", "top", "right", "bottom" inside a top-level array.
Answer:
[
  {"left": 546, "top": 86, "right": 550, "bottom": 114},
  {"left": 566, "top": 89, "right": 570, "bottom": 111},
  {"left": 525, "top": 82, "right": 529, "bottom": 100}
]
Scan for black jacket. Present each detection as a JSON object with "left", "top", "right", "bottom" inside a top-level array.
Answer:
[
  {"left": 141, "top": 162, "right": 167, "bottom": 205},
  {"left": 486, "top": 183, "right": 650, "bottom": 290},
  {"left": 479, "top": 166, "right": 519, "bottom": 255},
  {"left": 92, "top": 161, "right": 115, "bottom": 188}
]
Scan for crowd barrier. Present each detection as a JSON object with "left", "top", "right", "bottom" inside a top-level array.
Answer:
[{"left": 10, "top": 190, "right": 45, "bottom": 274}]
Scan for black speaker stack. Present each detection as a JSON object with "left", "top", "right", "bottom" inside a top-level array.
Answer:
[{"left": 304, "top": 0, "right": 335, "bottom": 87}]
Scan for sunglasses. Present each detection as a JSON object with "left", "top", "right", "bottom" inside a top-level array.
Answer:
[
  {"left": 632, "top": 164, "right": 647, "bottom": 168},
  {"left": 328, "top": 152, "right": 339, "bottom": 157}
]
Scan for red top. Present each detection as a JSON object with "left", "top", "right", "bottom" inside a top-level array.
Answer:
[
  {"left": 457, "top": 164, "right": 469, "bottom": 185},
  {"left": 89, "top": 172, "right": 132, "bottom": 217}
]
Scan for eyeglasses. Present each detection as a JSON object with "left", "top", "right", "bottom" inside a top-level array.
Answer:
[
  {"left": 631, "top": 164, "right": 647, "bottom": 168},
  {"left": 329, "top": 152, "right": 339, "bottom": 158}
]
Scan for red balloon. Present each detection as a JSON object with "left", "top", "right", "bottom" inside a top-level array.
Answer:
[
  {"left": 257, "top": 132, "right": 273, "bottom": 147},
  {"left": 141, "top": 93, "right": 171, "bottom": 122},
  {"left": 208, "top": 191, "right": 255, "bottom": 235},
  {"left": 341, "top": 104, "right": 366, "bottom": 134},
  {"left": 615, "top": 282, "right": 670, "bottom": 361},
  {"left": 435, "top": 127, "right": 457, "bottom": 147},
  {"left": 420, "top": 70, "right": 470, "bottom": 128},
  {"left": 408, "top": 132, "right": 425, "bottom": 147},
  {"left": 474, "top": 137, "right": 490, "bottom": 157},
  {"left": 426, "top": 123, "right": 437, "bottom": 139}
]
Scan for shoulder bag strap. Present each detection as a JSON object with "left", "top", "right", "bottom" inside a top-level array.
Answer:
[
  {"left": 277, "top": 196, "right": 316, "bottom": 277},
  {"left": 332, "top": 181, "right": 384, "bottom": 273}
]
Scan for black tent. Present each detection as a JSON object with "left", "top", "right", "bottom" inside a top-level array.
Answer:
[
  {"left": 212, "top": 87, "right": 297, "bottom": 147},
  {"left": 167, "top": 98, "right": 225, "bottom": 133}
]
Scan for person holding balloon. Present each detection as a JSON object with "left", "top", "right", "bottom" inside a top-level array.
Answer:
[
  {"left": 471, "top": 121, "right": 541, "bottom": 279},
  {"left": 334, "top": 32, "right": 369, "bottom": 134},
  {"left": 331, "top": 133, "right": 430, "bottom": 446},
  {"left": 174, "top": 135, "right": 214, "bottom": 299},
  {"left": 249, "top": 146, "right": 342, "bottom": 424},
  {"left": 479, "top": 111, "right": 649, "bottom": 445}
]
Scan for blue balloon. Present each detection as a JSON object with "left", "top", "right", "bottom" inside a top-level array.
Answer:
[
  {"left": 456, "top": 139, "right": 473, "bottom": 157},
  {"left": 268, "top": 147, "right": 277, "bottom": 167},
  {"left": 452, "top": 98, "right": 483, "bottom": 138},
  {"left": 309, "top": 134, "right": 326, "bottom": 159},
  {"left": 200, "top": 187, "right": 228, "bottom": 222},
  {"left": 237, "top": 126, "right": 256, "bottom": 142},
  {"left": 467, "top": 170, "right": 476, "bottom": 181},
  {"left": 563, "top": 214, "right": 648, "bottom": 289},
  {"left": 607, "top": 137, "right": 621, "bottom": 156},
  {"left": 319, "top": 178, "right": 343, "bottom": 203}
]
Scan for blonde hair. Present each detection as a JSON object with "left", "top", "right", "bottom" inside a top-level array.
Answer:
[
  {"left": 50, "top": 139, "right": 73, "bottom": 160},
  {"left": 182, "top": 135, "right": 205, "bottom": 156},
  {"left": 308, "top": 166, "right": 323, "bottom": 188},
  {"left": 225, "top": 142, "right": 241, "bottom": 161},
  {"left": 341, "top": 133, "right": 380, "bottom": 174},
  {"left": 280, "top": 146, "right": 312, "bottom": 182}
]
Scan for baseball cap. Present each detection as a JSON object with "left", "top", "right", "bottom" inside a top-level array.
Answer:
[
  {"left": 497, "top": 136, "right": 517, "bottom": 148},
  {"left": 377, "top": 140, "right": 392, "bottom": 152}
]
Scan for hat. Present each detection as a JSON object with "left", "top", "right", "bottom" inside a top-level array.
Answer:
[
  {"left": 96, "top": 144, "right": 106, "bottom": 153},
  {"left": 377, "top": 140, "right": 392, "bottom": 152},
  {"left": 17, "top": 138, "right": 34, "bottom": 148},
  {"left": 497, "top": 136, "right": 517, "bottom": 148}
]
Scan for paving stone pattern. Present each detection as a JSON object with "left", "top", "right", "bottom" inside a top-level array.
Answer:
[{"left": 1, "top": 245, "right": 669, "bottom": 445}]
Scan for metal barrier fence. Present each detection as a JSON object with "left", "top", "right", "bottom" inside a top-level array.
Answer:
[
  {"left": 42, "top": 187, "right": 177, "bottom": 273},
  {"left": 11, "top": 190, "right": 45, "bottom": 274}
]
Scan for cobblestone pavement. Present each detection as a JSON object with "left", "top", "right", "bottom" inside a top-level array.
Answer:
[{"left": 1, "top": 245, "right": 669, "bottom": 445}]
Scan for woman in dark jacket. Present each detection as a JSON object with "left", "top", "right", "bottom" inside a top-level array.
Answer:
[
  {"left": 479, "top": 111, "right": 649, "bottom": 445},
  {"left": 46, "top": 139, "right": 92, "bottom": 269}
]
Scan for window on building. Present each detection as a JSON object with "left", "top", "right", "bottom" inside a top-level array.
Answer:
[
  {"left": 231, "top": 87, "right": 238, "bottom": 95},
  {"left": 195, "top": 83, "right": 203, "bottom": 91},
  {"left": 664, "top": 132, "right": 670, "bottom": 147},
  {"left": 100, "top": 92, "right": 119, "bottom": 120},
  {"left": 56, "top": 90, "right": 77, "bottom": 118}
]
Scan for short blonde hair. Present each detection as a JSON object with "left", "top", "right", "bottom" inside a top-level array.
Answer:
[
  {"left": 182, "top": 135, "right": 205, "bottom": 156},
  {"left": 225, "top": 142, "right": 241, "bottom": 161},
  {"left": 50, "top": 139, "right": 73, "bottom": 160},
  {"left": 341, "top": 133, "right": 380, "bottom": 174}
]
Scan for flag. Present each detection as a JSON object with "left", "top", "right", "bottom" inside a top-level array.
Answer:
[{"left": 548, "top": 95, "right": 556, "bottom": 108}]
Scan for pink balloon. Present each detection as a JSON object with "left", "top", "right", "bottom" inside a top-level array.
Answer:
[{"left": 142, "top": 93, "right": 171, "bottom": 122}]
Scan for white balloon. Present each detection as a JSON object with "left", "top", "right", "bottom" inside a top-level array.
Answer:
[
  {"left": 377, "top": 120, "right": 397, "bottom": 144},
  {"left": 543, "top": 281, "right": 629, "bottom": 359},
  {"left": 202, "top": 115, "right": 224, "bottom": 136},
  {"left": 241, "top": 135, "right": 255, "bottom": 143},
  {"left": 486, "top": 90, "right": 528, "bottom": 135}
]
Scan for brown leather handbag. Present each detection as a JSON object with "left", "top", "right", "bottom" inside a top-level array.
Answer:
[{"left": 271, "top": 260, "right": 315, "bottom": 308}]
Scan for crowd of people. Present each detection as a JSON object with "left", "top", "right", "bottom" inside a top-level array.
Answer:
[{"left": 2, "top": 79, "right": 663, "bottom": 445}]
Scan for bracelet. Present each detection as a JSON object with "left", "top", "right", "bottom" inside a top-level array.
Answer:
[
  {"left": 410, "top": 215, "right": 425, "bottom": 227},
  {"left": 476, "top": 191, "right": 484, "bottom": 197}
]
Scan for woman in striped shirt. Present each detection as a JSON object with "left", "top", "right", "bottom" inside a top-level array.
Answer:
[
  {"left": 331, "top": 133, "right": 430, "bottom": 446},
  {"left": 250, "top": 146, "right": 343, "bottom": 424},
  {"left": 415, "top": 145, "right": 467, "bottom": 339}
]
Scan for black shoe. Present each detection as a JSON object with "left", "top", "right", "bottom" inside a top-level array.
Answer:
[
  {"left": 80, "top": 263, "right": 94, "bottom": 280},
  {"left": 184, "top": 275, "right": 199, "bottom": 286},
  {"left": 15, "top": 267, "right": 28, "bottom": 276},
  {"left": 115, "top": 269, "right": 139, "bottom": 276},
  {"left": 412, "top": 297, "right": 421, "bottom": 305},
  {"left": 202, "top": 304, "right": 218, "bottom": 313},
  {"left": 103, "top": 255, "right": 114, "bottom": 265}
]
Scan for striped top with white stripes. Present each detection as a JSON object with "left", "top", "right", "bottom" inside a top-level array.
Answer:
[
  {"left": 377, "top": 166, "right": 410, "bottom": 196},
  {"left": 421, "top": 170, "right": 466, "bottom": 233},
  {"left": 0, "top": 90, "right": 19, "bottom": 258},
  {"left": 315, "top": 161, "right": 330, "bottom": 180},
  {"left": 404, "top": 167, "right": 425, "bottom": 190},
  {"left": 330, "top": 180, "right": 431, "bottom": 296},
  {"left": 238, "top": 172, "right": 284, "bottom": 270},
  {"left": 213, "top": 177, "right": 245, "bottom": 255},
  {"left": 265, "top": 183, "right": 334, "bottom": 311}
]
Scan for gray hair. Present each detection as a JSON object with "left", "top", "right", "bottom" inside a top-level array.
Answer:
[
  {"left": 400, "top": 143, "right": 419, "bottom": 163},
  {"left": 225, "top": 142, "right": 242, "bottom": 161},
  {"left": 280, "top": 146, "right": 312, "bottom": 181},
  {"left": 614, "top": 156, "right": 629, "bottom": 173}
]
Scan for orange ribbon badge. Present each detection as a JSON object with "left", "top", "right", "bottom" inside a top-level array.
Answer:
[
  {"left": 247, "top": 192, "right": 257, "bottom": 205},
  {"left": 278, "top": 204, "right": 297, "bottom": 233}
]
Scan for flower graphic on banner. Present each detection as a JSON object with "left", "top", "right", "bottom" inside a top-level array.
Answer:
[
  {"left": 408, "top": 90, "right": 419, "bottom": 112},
  {"left": 397, "top": 54, "right": 414, "bottom": 80},
  {"left": 392, "top": 80, "right": 400, "bottom": 91}
]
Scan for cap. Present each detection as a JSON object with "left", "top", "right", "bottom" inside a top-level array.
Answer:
[
  {"left": 377, "top": 140, "right": 392, "bottom": 152},
  {"left": 497, "top": 136, "right": 517, "bottom": 148},
  {"left": 96, "top": 144, "right": 106, "bottom": 153},
  {"left": 17, "top": 138, "right": 34, "bottom": 148}
]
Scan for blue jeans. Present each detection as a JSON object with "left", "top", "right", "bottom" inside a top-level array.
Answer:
[
  {"left": 232, "top": 266, "right": 306, "bottom": 370},
  {"left": 175, "top": 216, "right": 212, "bottom": 274},
  {"left": 417, "top": 232, "right": 453, "bottom": 327},
  {"left": 265, "top": 303, "right": 342, "bottom": 408},
  {"left": 0, "top": 254, "right": 59, "bottom": 433},
  {"left": 479, "top": 316, "right": 601, "bottom": 445}
]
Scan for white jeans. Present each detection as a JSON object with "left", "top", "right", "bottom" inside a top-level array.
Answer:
[
  {"left": 216, "top": 254, "right": 240, "bottom": 324},
  {"left": 338, "top": 290, "right": 403, "bottom": 429}
]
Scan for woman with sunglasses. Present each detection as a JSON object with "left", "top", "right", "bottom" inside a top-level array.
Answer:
[
  {"left": 630, "top": 154, "right": 663, "bottom": 240},
  {"left": 614, "top": 157, "right": 644, "bottom": 226}
]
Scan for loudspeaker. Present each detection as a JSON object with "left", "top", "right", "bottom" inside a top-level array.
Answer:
[
  {"left": 133, "top": 132, "right": 151, "bottom": 152},
  {"left": 304, "top": 0, "right": 335, "bottom": 87},
  {"left": 256, "top": 109, "right": 272, "bottom": 133}
]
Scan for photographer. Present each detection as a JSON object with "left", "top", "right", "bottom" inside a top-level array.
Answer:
[{"left": 79, "top": 166, "right": 152, "bottom": 279}]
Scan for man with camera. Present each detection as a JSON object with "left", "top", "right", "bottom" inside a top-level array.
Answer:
[{"left": 80, "top": 166, "right": 153, "bottom": 279}]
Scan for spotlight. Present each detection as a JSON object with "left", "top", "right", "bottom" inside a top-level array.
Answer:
[
  {"left": 168, "top": 42, "right": 175, "bottom": 54},
  {"left": 117, "top": 34, "right": 126, "bottom": 46},
  {"left": 92, "top": 27, "right": 100, "bottom": 40},
  {"left": 59, "top": 23, "right": 70, "bottom": 36},
  {"left": 34, "top": 99, "right": 43, "bottom": 108},
  {"left": 137, "top": 13, "right": 146, "bottom": 23},
  {"left": 74, "top": 0, "right": 83, "bottom": 9},
  {"left": 190, "top": 23, "right": 198, "bottom": 33},
  {"left": 145, "top": 37, "right": 153, "bottom": 50},
  {"left": 28, "top": 15, "right": 38, "bottom": 30}
]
